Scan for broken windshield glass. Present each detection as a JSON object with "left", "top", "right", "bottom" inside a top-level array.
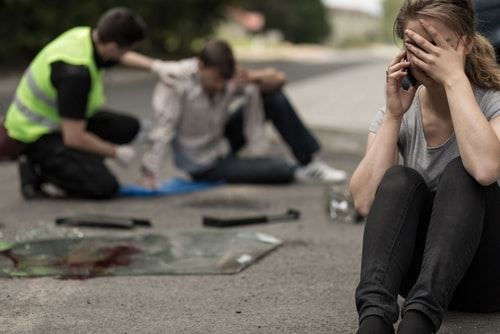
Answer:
[{"left": 0, "top": 230, "right": 281, "bottom": 279}]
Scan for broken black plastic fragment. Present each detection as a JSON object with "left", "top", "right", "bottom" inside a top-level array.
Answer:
[
  {"left": 55, "top": 215, "right": 152, "bottom": 229},
  {"left": 203, "top": 208, "right": 300, "bottom": 228}
]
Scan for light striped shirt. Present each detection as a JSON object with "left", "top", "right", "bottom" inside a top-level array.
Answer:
[{"left": 142, "top": 58, "right": 266, "bottom": 177}]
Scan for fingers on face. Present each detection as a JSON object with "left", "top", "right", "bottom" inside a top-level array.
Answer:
[
  {"left": 405, "top": 43, "right": 431, "bottom": 63},
  {"left": 419, "top": 19, "right": 449, "bottom": 49},
  {"left": 409, "top": 54, "right": 428, "bottom": 72},
  {"left": 405, "top": 29, "right": 436, "bottom": 54}
]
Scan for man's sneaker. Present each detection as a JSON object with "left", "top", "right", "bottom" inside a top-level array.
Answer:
[
  {"left": 294, "top": 159, "right": 347, "bottom": 184},
  {"left": 18, "top": 155, "right": 47, "bottom": 199},
  {"left": 21, "top": 183, "right": 49, "bottom": 199}
]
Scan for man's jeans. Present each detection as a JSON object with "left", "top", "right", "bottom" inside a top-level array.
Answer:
[
  {"left": 191, "top": 155, "right": 295, "bottom": 184},
  {"left": 355, "top": 157, "right": 500, "bottom": 331},
  {"left": 225, "top": 90, "right": 320, "bottom": 165},
  {"left": 192, "top": 90, "right": 320, "bottom": 184}
]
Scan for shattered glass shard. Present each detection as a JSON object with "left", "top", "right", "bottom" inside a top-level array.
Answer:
[{"left": 0, "top": 230, "right": 281, "bottom": 278}]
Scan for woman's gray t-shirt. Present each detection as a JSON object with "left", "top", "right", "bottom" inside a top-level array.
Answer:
[{"left": 369, "top": 87, "right": 500, "bottom": 191}]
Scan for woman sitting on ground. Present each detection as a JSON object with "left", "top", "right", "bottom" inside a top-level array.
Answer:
[{"left": 350, "top": 0, "right": 500, "bottom": 333}]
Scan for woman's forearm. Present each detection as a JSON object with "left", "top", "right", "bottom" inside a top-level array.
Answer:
[
  {"left": 446, "top": 75, "right": 500, "bottom": 184},
  {"left": 350, "top": 113, "right": 403, "bottom": 216}
]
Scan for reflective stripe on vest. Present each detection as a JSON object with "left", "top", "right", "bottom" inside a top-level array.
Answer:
[
  {"left": 13, "top": 96, "right": 59, "bottom": 130},
  {"left": 25, "top": 68, "right": 57, "bottom": 110}
]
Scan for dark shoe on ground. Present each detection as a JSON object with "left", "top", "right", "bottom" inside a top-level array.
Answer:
[
  {"left": 18, "top": 155, "right": 46, "bottom": 199},
  {"left": 397, "top": 311, "right": 435, "bottom": 334},
  {"left": 21, "top": 184, "right": 49, "bottom": 199},
  {"left": 357, "top": 315, "right": 395, "bottom": 334}
]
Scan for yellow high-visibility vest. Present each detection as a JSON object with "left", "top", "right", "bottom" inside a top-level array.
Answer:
[{"left": 5, "top": 27, "right": 104, "bottom": 143}]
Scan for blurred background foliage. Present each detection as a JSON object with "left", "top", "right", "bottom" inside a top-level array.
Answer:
[
  {"left": 382, "top": 0, "right": 404, "bottom": 43},
  {"left": 0, "top": 0, "right": 230, "bottom": 64},
  {"left": 237, "top": 0, "right": 331, "bottom": 44},
  {"left": 0, "top": 0, "right": 332, "bottom": 65},
  {"left": 0, "top": 0, "right": 407, "bottom": 66}
]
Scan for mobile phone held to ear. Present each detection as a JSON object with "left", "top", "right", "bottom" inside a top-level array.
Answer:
[
  {"left": 402, "top": 52, "right": 418, "bottom": 90},
  {"left": 406, "top": 68, "right": 418, "bottom": 86},
  {"left": 402, "top": 68, "right": 418, "bottom": 90},
  {"left": 401, "top": 71, "right": 414, "bottom": 91}
]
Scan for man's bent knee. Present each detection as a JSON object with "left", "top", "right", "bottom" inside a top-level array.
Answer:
[{"left": 73, "top": 175, "right": 119, "bottom": 199}]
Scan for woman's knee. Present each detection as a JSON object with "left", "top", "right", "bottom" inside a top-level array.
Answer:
[
  {"left": 438, "top": 157, "right": 484, "bottom": 192},
  {"left": 378, "top": 166, "right": 425, "bottom": 195},
  {"left": 441, "top": 157, "right": 467, "bottom": 178}
]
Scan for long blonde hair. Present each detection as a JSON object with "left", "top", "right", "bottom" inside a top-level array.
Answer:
[{"left": 394, "top": 0, "right": 500, "bottom": 90}]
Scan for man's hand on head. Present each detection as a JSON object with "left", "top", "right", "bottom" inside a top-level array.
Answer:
[
  {"left": 245, "top": 67, "right": 287, "bottom": 93},
  {"left": 233, "top": 65, "right": 251, "bottom": 87}
]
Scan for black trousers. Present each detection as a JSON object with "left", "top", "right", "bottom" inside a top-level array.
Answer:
[
  {"left": 355, "top": 157, "right": 500, "bottom": 331},
  {"left": 192, "top": 91, "right": 320, "bottom": 184},
  {"left": 224, "top": 90, "right": 321, "bottom": 165},
  {"left": 21, "top": 111, "right": 139, "bottom": 199}
]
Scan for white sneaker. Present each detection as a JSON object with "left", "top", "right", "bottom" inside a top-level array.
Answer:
[{"left": 294, "top": 160, "right": 347, "bottom": 184}]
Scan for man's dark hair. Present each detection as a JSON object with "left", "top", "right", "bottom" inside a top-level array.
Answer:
[
  {"left": 199, "top": 39, "right": 236, "bottom": 79},
  {"left": 96, "top": 7, "right": 146, "bottom": 47}
]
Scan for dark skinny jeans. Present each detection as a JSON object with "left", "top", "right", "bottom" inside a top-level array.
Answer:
[
  {"left": 355, "top": 157, "right": 500, "bottom": 331},
  {"left": 192, "top": 90, "right": 320, "bottom": 184}
]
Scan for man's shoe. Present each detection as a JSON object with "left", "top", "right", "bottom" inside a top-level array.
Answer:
[
  {"left": 18, "top": 155, "right": 46, "bottom": 199},
  {"left": 21, "top": 184, "right": 49, "bottom": 199},
  {"left": 294, "top": 159, "right": 347, "bottom": 184}
]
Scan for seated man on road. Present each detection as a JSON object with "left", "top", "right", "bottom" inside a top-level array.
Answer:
[
  {"left": 5, "top": 7, "right": 167, "bottom": 199},
  {"left": 141, "top": 39, "right": 346, "bottom": 187}
]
